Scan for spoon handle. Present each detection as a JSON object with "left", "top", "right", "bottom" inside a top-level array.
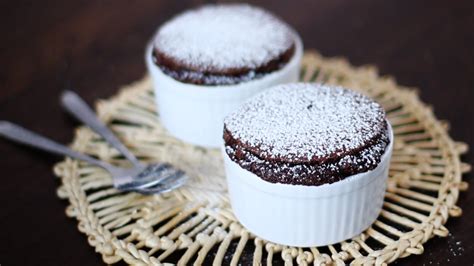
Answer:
[
  {"left": 61, "top": 90, "right": 141, "bottom": 166},
  {"left": 0, "top": 121, "right": 116, "bottom": 172}
]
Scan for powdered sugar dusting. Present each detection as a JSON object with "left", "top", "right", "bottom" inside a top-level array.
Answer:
[
  {"left": 224, "top": 83, "right": 387, "bottom": 162},
  {"left": 153, "top": 4, "right": 294, "bottom": 71}
]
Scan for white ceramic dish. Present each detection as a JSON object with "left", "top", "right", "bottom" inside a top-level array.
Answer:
[
  {"left": 145, "top": 35, "right": 303, "bottom": 148},
  {"left": 223, "top": 124, "right": 393, "bottom": 247}
]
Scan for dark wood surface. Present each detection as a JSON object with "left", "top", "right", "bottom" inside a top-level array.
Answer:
[{"left": 1, "top": 1, "right": 473, "bottom": 265}]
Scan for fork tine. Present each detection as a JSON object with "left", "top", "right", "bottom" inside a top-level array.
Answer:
[
  {"left": 136, "top": 174, "right": 189, "bottom": 195},
  {"left": 135, "top": 168, "right": 186, "bottom": 190},
  {"left": 117, "top": 166, "right": 183, "bottom": 191}
]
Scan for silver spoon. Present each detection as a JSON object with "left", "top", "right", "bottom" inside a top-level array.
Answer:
[{"left": 0, "top": 121, "right": 187, "bottom": 194}]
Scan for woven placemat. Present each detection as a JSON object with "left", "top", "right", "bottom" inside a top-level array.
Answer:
[{"left": 54, "top": 51, "right": 470, "bottom": 265}]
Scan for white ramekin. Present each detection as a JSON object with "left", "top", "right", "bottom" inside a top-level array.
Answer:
[
  {"left": 223, "top": 124, "right": 393, "bottom": 247},
  {"left": 145, "top": 36, "right": 303, "bottom": 148}
]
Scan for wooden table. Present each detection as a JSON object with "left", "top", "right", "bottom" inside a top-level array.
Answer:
[{"left": 0, "top": 1, "right": 472, "bottom": 265}]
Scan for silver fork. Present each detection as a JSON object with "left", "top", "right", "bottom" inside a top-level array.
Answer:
[
  {"left": 0, "top": 121, "right": 187, "bottom": 194},
  {"left": 60, "top": 90, "right": 189, "bottom": 194},
  {"left": 0, "top": 94, "right": 188, "bottom": 194}
]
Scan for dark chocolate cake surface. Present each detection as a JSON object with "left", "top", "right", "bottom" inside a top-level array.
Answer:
[
  {"left": 152, "top": 4, "right": 296, "bottom": 86},
  {"left": 223, "top": 83, "right": 391, "bottom": 186}
]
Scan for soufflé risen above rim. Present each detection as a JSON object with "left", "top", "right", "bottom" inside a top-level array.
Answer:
[
  {"left": 146, "top": 3, "right": 302, "bottom": 148},
  {"left": 151, "top": 4, "right": 297, "bottom": 85},
  {"left": 224, "top": 83, "right": 391, "bottom": 186}
]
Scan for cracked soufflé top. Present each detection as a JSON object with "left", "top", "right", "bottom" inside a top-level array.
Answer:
[
  {"left": 151, "top": 4, "right": 297, "bottom": 86},
  {"left": 224, "top": 83, "right": 391, "bottom": 186}
]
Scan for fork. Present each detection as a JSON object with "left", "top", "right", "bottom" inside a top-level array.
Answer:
[
  {"left": 60, "top": 90, "right": 189, "bottom": 194},
  {"left": 0, "top": 120, "right": 188, "bottom": 194}
]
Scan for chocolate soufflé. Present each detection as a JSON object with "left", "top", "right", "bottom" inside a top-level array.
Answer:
[
  {"left": 224, "top": 83, "right": 391, "bottom": 186},
  {"left": 151, "top": 4, "right": 297, "bottom": 85}
]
